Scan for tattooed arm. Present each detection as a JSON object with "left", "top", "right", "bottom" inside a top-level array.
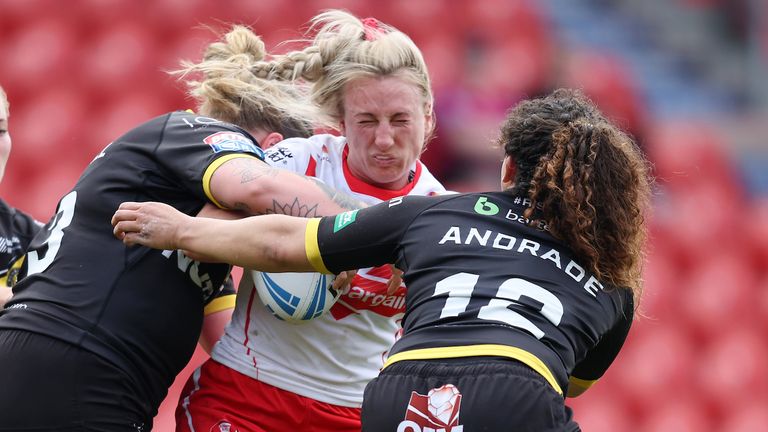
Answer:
[{"left": 208, "top": 156, "right": 366, "bottom": 217}]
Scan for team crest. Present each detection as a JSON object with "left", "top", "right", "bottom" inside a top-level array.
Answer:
[
  {"left": 398, "top": 384, "right": 464, "bottom": 432},
  {"left": 203, "top": 131, "right": 263, "bottom": 157},
  {"left": 209, "top": 420, "right": 238, "bottom": 432}
]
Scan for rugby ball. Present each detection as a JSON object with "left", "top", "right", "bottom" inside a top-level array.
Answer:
[{"left": 252, "top": 270, "right": 340, "bottom": 323}]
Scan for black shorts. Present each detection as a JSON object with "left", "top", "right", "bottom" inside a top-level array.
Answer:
[
  {"left": 0, "top": 329, "right": 152, "bottom": 432},
  {"left": 362, "top": 357, "right": 580, "bottom": 432}
]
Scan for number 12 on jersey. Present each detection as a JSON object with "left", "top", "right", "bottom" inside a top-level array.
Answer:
[{"left": 433, "top": 272, "right": 563, "bottom": 339}]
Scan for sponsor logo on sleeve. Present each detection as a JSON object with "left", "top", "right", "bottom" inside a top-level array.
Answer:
[
  {"left": 333, "top": 209, "right": 359, "bottom": 233},
  {"left": 398, "top": 384, "right": 464, "bottom": 432},
  {"left": 265, "top": 146, "right": 294, "bottom": 164},
  {"left": 203, "top": 131, "right": 264, "bottom": 157}
]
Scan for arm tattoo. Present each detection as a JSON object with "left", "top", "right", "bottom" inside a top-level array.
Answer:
[
  {"left": 310, "top": 178, "right": 367, "bottom": 211},
  {"left": 217, "top": 159, "right": 364, "bottom": 216},
  {"left": 233, "top": 158, "right": 279, "bottom": 184},
  {"left": 267, "top": 198, "right": 320, "bottom": 217}
]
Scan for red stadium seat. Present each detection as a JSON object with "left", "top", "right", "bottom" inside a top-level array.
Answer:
[
  {"left": 79, "top": 23, "right": 160, "bottom": 97},
  {"left": 744, "top": 198, "right": 768, "bottom": 271},
  {"left": 757, "top": 276, "right": 768, "bottom": 335},
  {"left": 610, "top": 325, "right": 696, "bottom": 415},
  {"left": 721, "top": 400, "right": 768, "bottom": 432},
  {"left": 639, "top": 240, "right": 682, "bottom": 322},
  {"left": 569, "top": 391, "right": 634, "bottom": 432},
  {"left": 639, "top": 397, "right": 716, "bottom": 432},
  {"left": 557, "top": 50, "right": 646, "bottom": 138},
  {"left": 678, "top": 254, "right": 757, "bottom": 342},
  {"left": 85, "top": 91, "right": 173, "bottom": 158},
  {"left": 462, "top": 0, "right": 547, "bottom": 41},
  {"left": 0, "top": 19, "right": 78, "bottom": 93},
  {"left": 653, "top": 182, "right": 746, "bottom": 269},
  {"left": 645, "top": 120, "right": 742, "bottom": 198},
  {"left": 20, "top": 162, "right": 86, "bottom": 222},
  {"left": 695, "top": 328, "right": 768, "bottom": 414},
  {"left": 375, "top": 0, "right": 461, "bottom": 42},
  {"left": 418, "top": 34, "right": 464, "bottom": 92},
  {"left": 9, "top": 89, "right": 88, "bottom": 169}
]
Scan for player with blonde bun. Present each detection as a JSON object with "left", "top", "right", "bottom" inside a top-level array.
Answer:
[{"left": 173, "top": 10, "right": 446, "bottom": 432}]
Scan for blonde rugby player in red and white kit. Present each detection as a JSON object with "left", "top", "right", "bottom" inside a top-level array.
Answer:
[{"left": 174, "top": 10, "right": 448, "bottom": 432}]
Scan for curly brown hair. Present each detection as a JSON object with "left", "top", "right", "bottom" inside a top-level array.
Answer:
[{"left": 498, "top": 89, "right": 652, "bottom": 300}]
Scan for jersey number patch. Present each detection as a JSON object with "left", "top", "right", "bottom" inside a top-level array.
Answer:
[
  {"left": 26, "top": 191, "right": 77, "bottom": 275},
  {"left": 434, "top": 272, "right": 563, "bottom": 339}
]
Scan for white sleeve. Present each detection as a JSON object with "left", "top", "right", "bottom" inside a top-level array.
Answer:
[{"left": 262, "top": 138, "right": 313, "bottom": 174}]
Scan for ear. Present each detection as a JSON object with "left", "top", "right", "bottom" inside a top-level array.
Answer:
[
  {"left": 501, "top": 155, "right": 516, "bottom": 190},
  {"left": 339, "top": 119, "right": 347, "bottom": 136},
  {"left": 425, "top": 111, "right": 435, "bottom": 137},
  {"left": 259, "top": 132, "right": 284, "bottom": 150}
]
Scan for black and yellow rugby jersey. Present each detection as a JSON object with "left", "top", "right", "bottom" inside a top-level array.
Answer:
[
  {"left": 0, "top": 111, "right": 261, "bottom": 411},
  {"left": 306, "top": 192, "right": 634, "bottom": 396}
]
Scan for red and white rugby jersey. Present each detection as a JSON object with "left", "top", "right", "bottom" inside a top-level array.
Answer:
[{"left": 211, "top": 134, "right": 446, "bottom": 406}]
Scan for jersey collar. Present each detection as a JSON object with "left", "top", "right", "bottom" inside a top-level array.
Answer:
[{"left": 342, "top": 145, "right": 422, "bottom": 201}]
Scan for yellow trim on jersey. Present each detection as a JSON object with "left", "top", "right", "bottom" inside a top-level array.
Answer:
[
  {"left": 383, "top": 344, "right": 563, "bottom": 395},
  {"left": 305, "top": 218, "right": 331, "bottom": 274},
  {"left": 204, "top": 294, "right": 236, "bottom": 315},
  {"left": 1, "top": 256, "right": 26, "bottom": 287},
  {"left": 202, "top": 154, "right": 262, "bottom": 209},
  {"left": 568, "top": 376, "right": 597, "bottom": 392}
]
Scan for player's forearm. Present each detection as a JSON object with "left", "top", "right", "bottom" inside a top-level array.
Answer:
[{"left": 176, "top": 215, "right": 314, "bottom": 272}]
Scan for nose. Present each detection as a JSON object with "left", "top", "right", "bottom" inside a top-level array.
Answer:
[{"left": 374, "top": 122, "right": 395, "bottom": 149}]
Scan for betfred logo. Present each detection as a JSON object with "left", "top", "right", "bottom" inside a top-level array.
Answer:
[
  {"left": 397, "top": 384, "right": 464, "bottom": 432},
  {"left": 203, "top": 131, "right": 263, "bottom": 157}
]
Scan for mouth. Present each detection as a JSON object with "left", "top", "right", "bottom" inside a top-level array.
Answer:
[{"left": 372, "top": 155, "right": 397, "bottom": 165}]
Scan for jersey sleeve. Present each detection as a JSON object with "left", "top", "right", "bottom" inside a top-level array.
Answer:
[
  {"left": 12, "top": 207, "right": 44, "bottom": 253},
  {"left": 203, "top": 274, "right": 237, "bottom": 316},
  {"left": 154, "top": 112, "right": 265, "bottom": 205},
  {"left": 568, "top": 291, "right": 635, "bottom": 393},
  {"left": 261, "top": 138, "right": 312, "bottom": 174},
  {"left": 304, "top": 195, "right": 443, "bottom": 274},
  {"left": 1, "top": 205, "right": 44, "bottom": 287}
]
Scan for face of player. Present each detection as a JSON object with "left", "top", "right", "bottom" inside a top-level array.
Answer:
[
  {"left": 0, "top": 102, "right": 11, "bottom": 183},
  {"left": 340, "top": 75, "right": 433, "bottom": 190}
]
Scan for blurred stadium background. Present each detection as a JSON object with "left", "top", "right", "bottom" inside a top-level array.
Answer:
[{"left": 1, "top": 0, "right": 767, "bottom": 430}]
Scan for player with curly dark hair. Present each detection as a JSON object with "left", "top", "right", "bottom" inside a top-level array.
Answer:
[{"left": 113, "top": 88, "right": 653, "bottom": 431}]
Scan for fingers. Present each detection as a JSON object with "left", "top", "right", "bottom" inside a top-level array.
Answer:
[
  {"left": 117, "top": 202, "right": 143, "bottom": 211},
  {"left": 113, "top": 220, "right": 142, "bottom": 243},
  {"left": 111, "top": 209, "right": 138, "bottom": 227},
  {"left": 386, "top": 264, "right": 404, "bottom": 295},
  {"left": 333, "top": 270, "right": 357, "bottom": 295}
]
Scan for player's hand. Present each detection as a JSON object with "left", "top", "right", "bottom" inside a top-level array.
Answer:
[
  {"left": 111, "top": 201, "right": 190, "bottom": 250},
  {"left": 386, "top": 264, "right": 404, "bottom": 295},
  {"left": 333, "top": 270, "right": 357, "bottom": 295}
]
